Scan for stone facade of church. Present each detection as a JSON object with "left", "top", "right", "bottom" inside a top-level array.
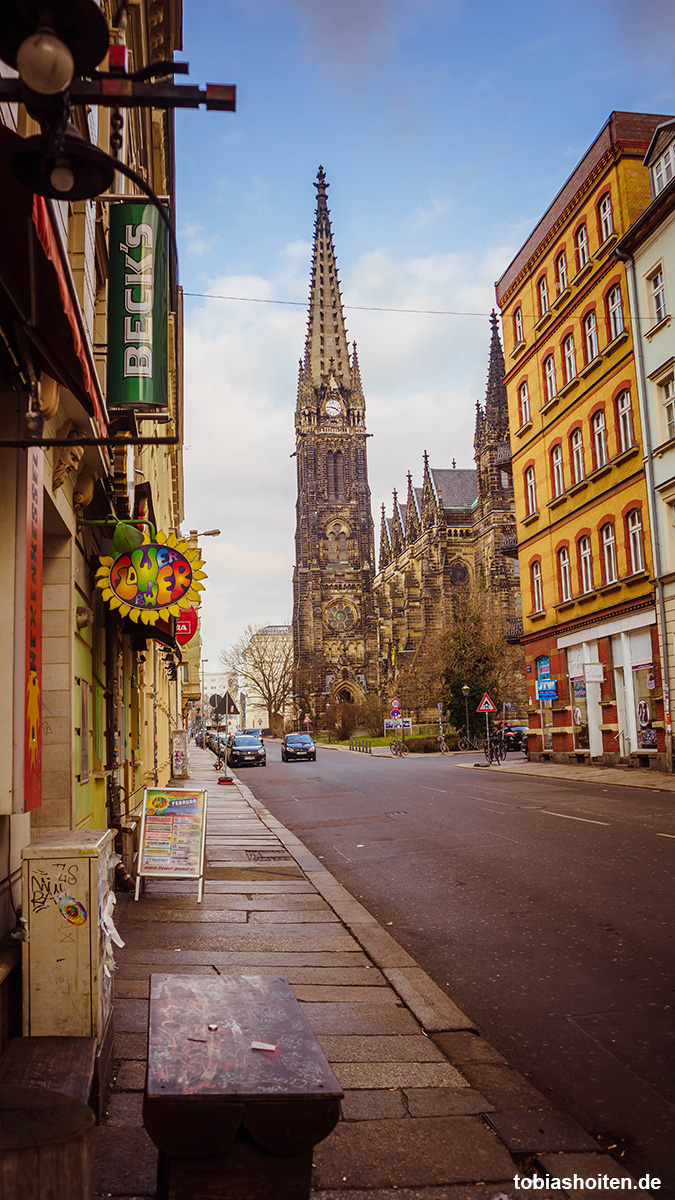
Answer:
[
  {"left": 292, "top": 169, "right": 379, "bottom": 715},
  {"left": 373, "top": 314, "right": 523, "bottom": 696}
]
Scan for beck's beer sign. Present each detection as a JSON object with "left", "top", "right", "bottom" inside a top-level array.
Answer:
[{"left": 108, "top": 203, "right": 168, "bottom": 410}]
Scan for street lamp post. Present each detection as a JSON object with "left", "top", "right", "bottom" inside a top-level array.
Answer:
[
  {"left": 201, "top": 659, "right": 209, "bottom": 731},
  {"left": 462, "top": 684, "right": 470, "bottom": 741}
]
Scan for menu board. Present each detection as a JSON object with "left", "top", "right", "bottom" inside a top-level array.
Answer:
[{"left": 135, "top": 788, "right": 207, "bottom": 902}]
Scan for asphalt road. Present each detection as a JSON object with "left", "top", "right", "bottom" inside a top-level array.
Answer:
[{"left": 241, "top": 744, "right": 675, "bottom": 1190}]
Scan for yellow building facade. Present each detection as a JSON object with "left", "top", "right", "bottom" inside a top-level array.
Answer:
[{"left": 496, "top": 112, "right": 672, "bottom": 770}]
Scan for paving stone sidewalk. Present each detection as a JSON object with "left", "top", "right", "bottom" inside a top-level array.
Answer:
[{"left": 94, "top": 745, "right": 641, "bottom": 1199}]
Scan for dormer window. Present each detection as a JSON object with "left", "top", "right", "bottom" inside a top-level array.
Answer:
[{"left": 653, "top": 142, "right": 675, "bottom": 195}]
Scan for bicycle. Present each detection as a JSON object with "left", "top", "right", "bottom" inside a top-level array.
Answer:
[
  {"left": 484, "top": 736, "right": 506, "bottom": 765},
  {"left": 457, "top": 732, "right": 484, "bottom": 752},
  {"left": 389, "top": 738, "right": 409, "bottom": 757},
  {"left": 437, "top": 734, "right": 449, "bottom": 754}
]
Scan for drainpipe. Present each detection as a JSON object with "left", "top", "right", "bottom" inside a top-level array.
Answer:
[{"left": 616, "top": 246, "right": 673, "bottom": 772}]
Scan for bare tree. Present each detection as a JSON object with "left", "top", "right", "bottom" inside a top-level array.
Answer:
[{"left": 220, "top": 624, "right": 293, "bottom": 732}]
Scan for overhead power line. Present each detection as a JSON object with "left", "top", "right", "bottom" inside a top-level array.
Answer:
[{"left": 183, "top": 291, "right": 492, "bottom": 317}]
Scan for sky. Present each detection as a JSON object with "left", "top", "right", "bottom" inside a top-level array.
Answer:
[{"left": 175, "top": 0, "right": 675, "bottom": 665}]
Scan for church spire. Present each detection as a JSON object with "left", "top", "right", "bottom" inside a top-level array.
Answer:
[
  {"left": 484, "top": 309, "right": 508, "bottom": 430},
  {"left": 304, "top": 166, "right": 352, "bottom": 390}
]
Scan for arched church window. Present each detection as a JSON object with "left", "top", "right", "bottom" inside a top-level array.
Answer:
[{"left": 338, "top": 531, "right": 347, "bottom": 560}]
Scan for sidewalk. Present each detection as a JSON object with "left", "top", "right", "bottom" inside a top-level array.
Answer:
[
  {"left": 95, "top": 745, "right": 642, "bottom": 1198},
  {"left": 323, "top": 738, "right": 675, "bottom": 790}
]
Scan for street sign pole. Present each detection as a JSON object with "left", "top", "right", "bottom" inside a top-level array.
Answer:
[{"left": 485, "top": 709, "right": 490, "bottom": 759}]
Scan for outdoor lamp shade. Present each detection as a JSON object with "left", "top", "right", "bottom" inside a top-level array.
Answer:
[
  {"left": 111, "top": 522, "right": 145, "bottom": 555},
  {"left": 0, "top": 0, "right": 110, "bottom": 78},
  {"left": 16, "top": 30, "right": 74, "bottom": 94},
  {"left": 10, "top": 125, "right": 115, "bottom": 199}
]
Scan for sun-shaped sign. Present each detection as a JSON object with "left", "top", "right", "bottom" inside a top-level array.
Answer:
[{"left": 96, "top": 531, "right": 206, "bottom": 625}]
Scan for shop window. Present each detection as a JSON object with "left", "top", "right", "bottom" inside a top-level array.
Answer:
[{"left": 567, "top": 646, "right": 590, "bottom": 750}]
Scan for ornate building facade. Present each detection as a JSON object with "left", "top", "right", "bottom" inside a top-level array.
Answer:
[
  {"left": 292, "top": 169, "right": 379, "bottom": 714},
  {"left": 374, "top": 315, "right": 522, "bottom": 695}
]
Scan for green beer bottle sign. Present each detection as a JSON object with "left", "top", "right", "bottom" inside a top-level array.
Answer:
[{"left": 108, "top": 203, "right": 168, "bottom": 410}]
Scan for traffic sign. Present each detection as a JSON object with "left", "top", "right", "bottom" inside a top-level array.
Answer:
[
  {"left": 303, "top": 714, "right": 311, "bottom": 724},
  {"left": 476, "top": 692, "right": 497, "bottom": 713},
  {"left": 390, "top": 698, "right": 400, "bottom": 710}
]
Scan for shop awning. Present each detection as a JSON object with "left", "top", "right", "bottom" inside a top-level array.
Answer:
[{"left": 0, "top": 122, "right": 107, "bottom": 433}]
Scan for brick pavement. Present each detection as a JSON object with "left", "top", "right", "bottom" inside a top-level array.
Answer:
[{"left": 94, "top": 745, "right": 645, "bottom": 1198}]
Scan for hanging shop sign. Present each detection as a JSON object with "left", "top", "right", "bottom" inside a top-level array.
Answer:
[
  {"left": 176, "top": 604, "right": 199, "bottom": 646},
  {"left": 96, "top": 531, "right": 206, "bottom": 625},
  {"left": 107, "top": 203, "right": 168, "bottom": 410}
]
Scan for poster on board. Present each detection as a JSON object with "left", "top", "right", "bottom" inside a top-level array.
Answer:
[{"left": 135, "top": 788, "right": 208, "bottom": 902}]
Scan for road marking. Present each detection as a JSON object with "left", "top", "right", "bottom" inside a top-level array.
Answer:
[
  {"left": 657, "top": 832, "right": 675, "bottom": 839},
  {"left": 540, "top": 810, "right": 610, "bottom": 826},
  {"left": 420, "top": 786, "right": 450, "bottom": 794}
]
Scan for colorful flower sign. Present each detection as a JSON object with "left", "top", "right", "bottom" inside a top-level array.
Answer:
[{"left": 96, "top": 531, "right": 206, "bottom": 624}]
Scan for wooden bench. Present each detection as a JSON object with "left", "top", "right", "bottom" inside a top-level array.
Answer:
[
  {"left": 0, "top": 1035, "right": 97, "bottom": 1109},
  {"left": 143, "top": 974, "right": 343, "bottom": 1200}
]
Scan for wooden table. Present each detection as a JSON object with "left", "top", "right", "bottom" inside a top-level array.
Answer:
[{"left": 143, "top": 974, "right": 343, "bottom": 1200}]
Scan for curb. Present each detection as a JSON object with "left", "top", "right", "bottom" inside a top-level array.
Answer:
[{"left": 233, "top": 775, "right": 476, "bottom": 1034}]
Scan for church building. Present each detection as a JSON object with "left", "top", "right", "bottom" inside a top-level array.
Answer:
[
  {"left": 292, "top": 169, "right": 379, "bottom": 715},
  {"left": 374, "top": 314, "right": 523, "bottom": 695}
]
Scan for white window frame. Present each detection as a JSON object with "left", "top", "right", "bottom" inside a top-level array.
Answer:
[
  {"left": 599, "top": 193, "right": 614, "bottom": 242},
  {"left": 653, "top": 144, "right": 675, "bottom": 195},
  {"left": 627, "top": 509, "right": 644, "bottom": 573},
  {"left": 551, "top": 444, "right": 564, "bottom": 497},
  {"left": 602, "top": 523, "right": 617, "bottom": 584},
  {"left": 525, "top": 466, "right": 537, "bottom": 515},
  {"left": 579, "top": 536, "right": 594, "bottom": 594},
  {"left": 608, "top": 285, "right": 624, "bottom": 339},
  {"left": 556, "top": 251, "right": 568, "bottom": 294},
  {"left": 651, "top": 268, "right": 668, "bottom": 323},
  {"left": 576, "top": 224, "right": 589, "bottom": 269},
  {"left": 531, "top": 560, "right": 543, "bottom": 612},
  {"left": 563, "top": 333, "right": 577, "bottom": 382},
  {"left": 544, "top": 354, "right": 557, "bottom": 402},
  {"left": 592, "top": 409, "right": 608, "bottom": 469},
  {"left": 514, "top": 307, "right": 524, "bottom": 344},
  {"left": 519, "top": 381, "right": 530, "bottom": 425},
  {"left": 663, "top": 377, "right": 675, "bottom": 440},
  {"left": 584, "top": 311, "right": 599, "bottom": 362},
  {"left": 539, "top": 275, "right": 549, "bottom": 316},
  {"left": 571, "top": 428, "right": 585, "bottom": 484},
  {"left": 559, "top": 546, "right": 571, "bottom": 602},
  {"left": 617, "top": 391, "right": 634, "bottom": 453}
]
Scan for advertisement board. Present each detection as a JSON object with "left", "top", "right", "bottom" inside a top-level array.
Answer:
[
  {"left": 108, "top": 203, "right": 168, "bottom": 410},
  {"left": 136, "top": 788, "right": 207, "bottom": 902}
]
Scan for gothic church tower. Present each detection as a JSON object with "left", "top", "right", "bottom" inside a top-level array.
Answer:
[{"left": 292, "top": 169, "right": 379, "bottom": 714}]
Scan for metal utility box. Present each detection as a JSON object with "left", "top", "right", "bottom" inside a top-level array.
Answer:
[{"left": 21, "top": 830, "right": 117, "bottom": 1039}]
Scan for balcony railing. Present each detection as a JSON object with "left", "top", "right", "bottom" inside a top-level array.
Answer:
[
  {"left": 500, "top": 532, "right": 518, "bottom": 555},
  {"left": 506, "top": 616, "right": 523, "bottom": 643}
]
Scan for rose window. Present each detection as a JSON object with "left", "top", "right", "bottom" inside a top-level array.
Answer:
[{"left": 325, "top": 602, "right": 356, "bottom": 631}]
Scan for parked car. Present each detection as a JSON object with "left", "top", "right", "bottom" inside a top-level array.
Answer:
[
  {"left": 244, "top": 728, "right": 264, "bottom": 741},
  {"left": 499, "top": 724, "right": 528, "bottom": 752},
  {"left": 227, "top": 734, "right": 267, "bottom": 768},
  {"left": 281, "top": 733, "right": 316, "bottom": 762}
]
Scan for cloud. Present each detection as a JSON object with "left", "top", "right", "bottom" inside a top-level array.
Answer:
[{"left": 183, "top": 235, "right": 515, "bottom": 663}]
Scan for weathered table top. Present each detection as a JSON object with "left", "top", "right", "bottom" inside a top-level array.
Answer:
[{"left": 146, "top": 974, "right": 343, "bottom": 1102}]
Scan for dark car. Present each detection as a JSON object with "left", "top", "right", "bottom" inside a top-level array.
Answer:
[
  {"left": 500, "top": 724, "right": 528, "bottom": 752},
  {"left": 244, "top": 728, "right": 264, "bottom": 741},
  {"left": 227, "top": 734, "right": 267, "bottom": 768},
  {"left": 281, "top": 733, "right": 316, "bottom": 762}
]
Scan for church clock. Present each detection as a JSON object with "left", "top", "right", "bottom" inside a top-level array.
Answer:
[{"left": 325, "top": 398, "right": 341, "bottom": 416}]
